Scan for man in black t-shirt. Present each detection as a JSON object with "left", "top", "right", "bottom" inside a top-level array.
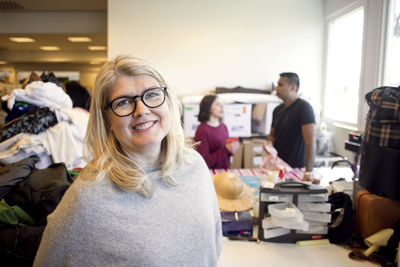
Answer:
[{"left": 267, "top": 72, "right": 316, "bottom": 181}]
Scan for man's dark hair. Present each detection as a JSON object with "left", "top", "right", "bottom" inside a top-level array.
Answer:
[
  {"left": 198, "top": 94, "right": 218, "bottom": 122},
  {"left": 280, "top": 72, "right": 300, "bottom": 92}
]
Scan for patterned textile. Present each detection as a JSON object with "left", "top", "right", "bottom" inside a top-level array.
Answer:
[
  {"left": 5, "top": 102, "right": 39, "bottom": 123},
  {"left": 0, "top": 107, "right": 57, "bottom": 143},
  {"left": 364, "top": 86, "right": 400, "bottom": 148}
]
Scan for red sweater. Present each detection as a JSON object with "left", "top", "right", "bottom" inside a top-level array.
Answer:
[{"left": 194, "top": 122, "right": 231, "bottom": 169}]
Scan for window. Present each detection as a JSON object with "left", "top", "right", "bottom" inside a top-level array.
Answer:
[
  {"left": 324, "top": 7, "right": 364, "bottom": 124},
  {"left": 384, "top": 0, "right": 400, "bottom": 86}
]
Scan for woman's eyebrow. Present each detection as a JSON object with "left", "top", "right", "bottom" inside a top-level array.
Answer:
[{"left": 110, "top": 86, "right": 161, "bottom": 99}]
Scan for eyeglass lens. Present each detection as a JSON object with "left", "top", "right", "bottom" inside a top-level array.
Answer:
[{"left": 111, "top": 87, "right": 165, "bottom": 116}]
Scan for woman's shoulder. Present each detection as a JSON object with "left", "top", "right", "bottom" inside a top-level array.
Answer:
[
  {"left": 176, "top": 149, "right": 212, "bottom": 183},
  {"left": 219, "top": 121, "right": 228, "bottom": 129},
  {"left": 45, "top": 177, "right": 92, "bottom": 225},
  {"left": 183, "top": 148, "right": 209, "bottom": 170},
  {"left": 195, "top": 122, "right": 208, "bottom": 131},
  {"left": 61, "top": 173, "right": 110, "bottom": 209}
]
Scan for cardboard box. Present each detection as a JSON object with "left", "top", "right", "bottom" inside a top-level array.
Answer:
[
  {"left": 243, "top": 138, "right": 266, "bottom": 168},
  {"left": 229, "top": 143, "right": 244, "bottom": 169},
  {"left": 223, "top": 104, "right": 252, "bottom": 137},
  {"left": 183, "top": 104, "right": 200, "bottom": 137},
  {"left": 251, "top": 102, "right": 280, "bottom": 135}
]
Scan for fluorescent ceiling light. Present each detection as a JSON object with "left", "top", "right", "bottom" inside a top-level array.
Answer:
[
  {"left": 40, "top": 46, "right": 60, "bottom": 51},
  {"left": 9, "top": 37, "right": 35, "bottom": 43},
  {"left": 68, "top": 37, "right": 92, "bottom": 42},
  {"left": 0, "top": 61, "right": 7, "bottom": 64},
  {"left": 88, "top": 46, "right": 107, "bottom": 51}
]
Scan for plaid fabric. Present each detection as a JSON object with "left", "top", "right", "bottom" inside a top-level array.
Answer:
[{"left": 364, "top": 86, "right": 400, "bottom": 148}]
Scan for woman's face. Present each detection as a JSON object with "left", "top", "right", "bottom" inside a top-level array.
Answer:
[
  {"left": 107, "top": 75, "right": 170, "bottom": 156},
  {"left": 210, "top": 97, "right": 223, "bottom": 120}
]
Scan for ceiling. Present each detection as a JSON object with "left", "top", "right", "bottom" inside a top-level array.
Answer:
[
  {"left": 0, "top": 34, "right": 107, "bottom": 52},
  {"left": 0, "top": 0, "right": 107, "bottom": 68}
]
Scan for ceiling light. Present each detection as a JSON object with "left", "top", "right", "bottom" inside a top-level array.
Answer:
[
  {"left": 88, "top": 46, "right": 107, "bottom": 51},
  {"left": 40, "top": 46, "right": 60, "bottom": 51},
  {"left": 68, "top": 37, "right": 92, "bottom": 42},
  {"left": 0, "top": 61, "right": 7, "bottom": 65},
  {"left": 9, "top": 37, "right": 35, "bottom": 43}
]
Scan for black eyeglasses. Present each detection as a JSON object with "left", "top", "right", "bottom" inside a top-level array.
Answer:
[{"left": 106, "top": 87, "right": 167, "bottom": 117}]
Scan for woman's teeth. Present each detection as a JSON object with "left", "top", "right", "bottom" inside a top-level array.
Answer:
[{"left": 133, "top": 121, "right": 155, "bottom": 130}]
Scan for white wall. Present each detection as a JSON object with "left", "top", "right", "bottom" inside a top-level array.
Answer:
[
  {"left": 324, "top": 0, "right": 358, "bottom": 16},
  {"left": 108, "top": 0, "right": 324, "bottom": 102}
]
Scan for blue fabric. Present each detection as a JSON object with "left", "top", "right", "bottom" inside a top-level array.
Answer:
[{"left": 5, "top": 102, "right": 39, "bottom": 123}]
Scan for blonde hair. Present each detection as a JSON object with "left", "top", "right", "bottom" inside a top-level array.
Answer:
[{"left": 82, "top": 55, "right": 193, "bottom": 197}]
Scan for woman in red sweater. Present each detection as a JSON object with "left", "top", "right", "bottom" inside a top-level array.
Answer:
[{"left": 194, "top": 95, "right": 240, "bottom": 169}]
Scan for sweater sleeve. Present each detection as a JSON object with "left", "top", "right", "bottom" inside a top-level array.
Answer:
[
  {"left": 194, "top": 125, "right": 230, "bottom": 168},
  {"left": 193, "top": 150, "right": 223, "bottom": 259}
]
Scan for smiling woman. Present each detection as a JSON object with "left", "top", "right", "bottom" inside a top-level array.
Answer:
[
  {"left": 106, "top": 75, "right": 171, "bottom": 167},
  {"left": 33, "top": 55, "right": 222, "bottom": 267}
]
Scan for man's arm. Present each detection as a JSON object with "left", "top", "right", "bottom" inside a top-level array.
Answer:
[
  {"left": 301, "top": 123, "right": 316, "bottom": 173},
  {"left": 267, "top": 127, "right": 276, "bottom": 143}
]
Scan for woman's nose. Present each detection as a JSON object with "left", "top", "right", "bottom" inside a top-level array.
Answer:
[{"left": 133, "top": 99, "right": 150, "bottom": 117}]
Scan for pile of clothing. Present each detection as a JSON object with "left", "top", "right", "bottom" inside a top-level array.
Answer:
[
  {"left": 0, "top": 73, "right": 90, "bottom": 265},
  {"left": 0, "top": 156, "right": 77, "bottom": 266},
  {"left": 0, "top": 74, "right": 90, "bottom": 170}
]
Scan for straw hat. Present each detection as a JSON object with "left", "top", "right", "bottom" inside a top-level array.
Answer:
[{"left": 213, "top": 172, "right": 255, "bottom": 212}]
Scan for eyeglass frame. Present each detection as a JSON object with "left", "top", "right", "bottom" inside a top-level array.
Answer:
[{"left": 105, "top": 87, "right": 168, "bottom": 117}]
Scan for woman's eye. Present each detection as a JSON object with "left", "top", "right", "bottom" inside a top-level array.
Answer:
[
  {"left": 115, "top": 98, "right": 131, "bottom": 107},
  {"left": 145, "top": 91, "right": 159, "bottom": 99}
]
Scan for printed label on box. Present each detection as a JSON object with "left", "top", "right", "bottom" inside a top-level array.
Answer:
[
  {"left": 223, "top": 104, "right": 252, "bottom": 137},
  {"left": 183, "top": 104, "right": 200, "bottom": 137}
]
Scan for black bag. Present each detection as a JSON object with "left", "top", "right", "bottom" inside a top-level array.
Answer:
[
  {"left": 359, "top": 142, "right": 400, "bottom": 201},
  {"left": 328, "top": 192, "right": 353, "bottom": 244}
]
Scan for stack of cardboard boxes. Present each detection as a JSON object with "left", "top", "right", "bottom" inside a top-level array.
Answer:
[{"left": 230, "top": 138, "right": 267, "bottom": 169}]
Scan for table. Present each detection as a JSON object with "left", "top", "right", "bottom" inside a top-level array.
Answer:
[{"left": 218, "top": 237, "right": 376, "bottom": 267}]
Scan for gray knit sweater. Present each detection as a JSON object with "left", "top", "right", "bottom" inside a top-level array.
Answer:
[{"left": 34, "top": 150, "right": 222, "bottom": 267}]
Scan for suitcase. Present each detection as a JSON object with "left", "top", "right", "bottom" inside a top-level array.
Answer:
[{"left": 355, "top": 189, "right": 400, "bottom": 238}]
